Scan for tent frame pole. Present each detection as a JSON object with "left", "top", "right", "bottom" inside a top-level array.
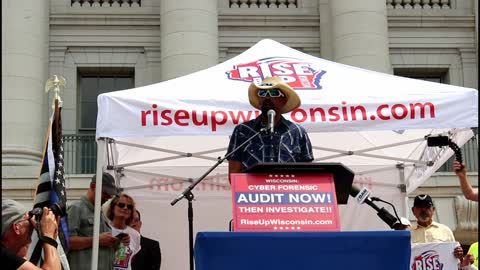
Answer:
[
  {"left": 91, "top": 138, "right": 106, "bottom": 270},
  {"left": 397, "top": 163, "right": 408, "bottom": 219}
]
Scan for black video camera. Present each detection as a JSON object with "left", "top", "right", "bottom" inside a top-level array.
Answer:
[
  {"left": 427, "top": 135, "right": 463, "bottom": 167},
  {"left": 28, "top": 202, "right": 65, "bottom": 223}
]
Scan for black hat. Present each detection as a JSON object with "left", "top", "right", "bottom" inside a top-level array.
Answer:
[
  {"left": 91, "top": 172, "right": 119, "bottom": 196},
  {"left": 413, "top": 194, "right": 434, "bottom": 207}
]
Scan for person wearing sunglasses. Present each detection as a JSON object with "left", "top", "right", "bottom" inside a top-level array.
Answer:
[
  {"left": 227, "top": 76, "right": 314, "bottom": 180},
  {"left": 105, "top": 193, "right": 141, "bottom": 270},
  {"left": 67, "top": 173, "right": 120, "bottom": 270},
  {"left": 1, "top": 199, "right": 61, "bottom": 270}
]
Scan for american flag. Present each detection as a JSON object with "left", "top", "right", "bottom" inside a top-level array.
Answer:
[{"left": 28, "top": 101, "right": 70, "bottom": 270}]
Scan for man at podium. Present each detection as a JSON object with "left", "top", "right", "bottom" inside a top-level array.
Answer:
[{"left": 227, "top": 76, "right": 314, "bottom": 180}]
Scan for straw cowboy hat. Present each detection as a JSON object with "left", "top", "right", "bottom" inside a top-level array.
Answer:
[{"left": 248, "top": 76, "right": 301, "bottom": 114}]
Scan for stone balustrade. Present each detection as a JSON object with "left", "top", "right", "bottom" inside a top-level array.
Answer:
[
  {"left": 229, "top": 0, "right": 297, "bottom": 8},
  {"left": 70, "top": 0, "right": 454, "bottom": 10},
  {"left": 71, "top": 0, "right": 141, "bottom": 7},
  {"left": 386, "top": 0, "right": 451, "bottom": 9}
]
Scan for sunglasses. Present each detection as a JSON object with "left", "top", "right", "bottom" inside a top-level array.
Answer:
[
  {"left": 115, "top": 202, "right": 134, "bottom": 210},
  {"left": 258, "top": 88, "right": 285, "bottom": 98}
]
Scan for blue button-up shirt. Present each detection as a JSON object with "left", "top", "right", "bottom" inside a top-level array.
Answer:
[{"left": 227, "top": 116, "right": 314, "bottom": 171}]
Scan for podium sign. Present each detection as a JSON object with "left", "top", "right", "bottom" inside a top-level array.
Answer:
[{"left": 231, "top": 172, "right": 341, "bottom": 231}]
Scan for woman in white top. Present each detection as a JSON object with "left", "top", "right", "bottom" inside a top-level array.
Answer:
[{"left": 105, "top": 193, "right": 141, "bottom": 270}]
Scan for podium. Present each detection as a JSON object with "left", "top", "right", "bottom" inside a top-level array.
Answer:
[
  {"left": 194, "top": 231, "right": 411, "bottom": 270},
  {"left": 230, "top": 162, "right": 355, "bottom": 231},
  {"left": 245, "top": 162, "right": 355, "bottom": 204}
]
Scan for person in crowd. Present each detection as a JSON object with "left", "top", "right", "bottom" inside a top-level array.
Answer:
[
  {"left": 460, "top": 253, "right": 478, "bottom": 270},
  {"left": 1, "top": 199, "right": 60, "bottom": 270},
  {"left": 467, "top": 242, "right": 478, "bottom": 268},
  {"left": 105, "top": 193, "right": 141, "bottom": 270},
  {"left": 410, "top": 194, "right": 464, "bottom": 260},
  {"left": 67, "top": 172, "right": 121, "bottom": 270},
  {"left": 227, "top": 76, "right": 314, "bottom": 179},
  {"left": 453, "top": 160, "right": 478, "bottom": 202},
  {"left": 17, "top": 245, "right": 29, "bottom": 259},
  {"left": 131, "top": 210, "right": 161, "bottom": 270}
]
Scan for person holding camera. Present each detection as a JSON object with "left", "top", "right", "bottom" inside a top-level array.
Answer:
[
  {"left": 67, "top": 173, "right": 120, "bottom": 270},
  {"left": 453, "top": 160, "right": 478, "bottom": 202},
  {"left": 1, "top": 199, "right": 61, "bottom": 270}
]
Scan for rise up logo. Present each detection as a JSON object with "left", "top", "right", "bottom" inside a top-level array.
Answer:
[
  {"left": 226, "top": 57, "right": 327, "bottom": 89},
  {"left": 412, "top": 250, "right": 444, "bottom": 270}
]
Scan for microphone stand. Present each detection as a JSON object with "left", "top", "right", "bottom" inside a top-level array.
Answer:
[
  {"left": 371, "top": 197, "right": 401, "bottom": 222},
  {"left": 171, "top": 127, "right": 269, "bottom": 270},
  {"left": 370, "top": 197, "right": 402, "bottom": 230},
  {"left": 365, "top": 200, "right": 399, "bottom": 229}
]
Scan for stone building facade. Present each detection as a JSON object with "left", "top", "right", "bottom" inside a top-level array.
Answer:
[{"left": 2, "top": 0, "right": 478, "bottom": 248}]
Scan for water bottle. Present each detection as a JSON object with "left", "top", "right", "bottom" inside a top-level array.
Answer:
[{"left": 117, "top": 243, "right": 127, "bottom": 260}]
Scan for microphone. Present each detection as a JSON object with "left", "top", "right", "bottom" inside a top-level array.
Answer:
[
  {"left": 370, "top": 196, "right": 404, "bottom": 228},
  {"left": 267, "top": 109, "right": 276, "bottom": 134},
  {"left": 350, "top": 185, "right": 399, "bottom": 229}
]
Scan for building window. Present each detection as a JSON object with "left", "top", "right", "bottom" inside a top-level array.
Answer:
[
  {"left": 78, "top": 67, "right": 134, "bottom": 133},
  {"left": 65, "top": 68, "right": 134, "bottom": 174},
  {"left": 393, "top": 68, "right": 448, "bottom": 84}
]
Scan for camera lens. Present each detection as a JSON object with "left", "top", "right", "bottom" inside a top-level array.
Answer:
[
  {"left": 28, "top": 208, "right": 43, "bottom": 223},
  {"left": 28, "top": 202, "right": 66, "bottom": 221}
]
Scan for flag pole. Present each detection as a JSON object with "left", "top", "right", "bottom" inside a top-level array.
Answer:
[
  {"left": 54, "top": 99, "right": 59, "bottom": 136},
  {"left": 47, "top": 74, "right": 64, "bottom": 169},
  {"left": 45, "top": 74, "right": 65, "bottom": 128},
  {"left": 45, "top": 74, "right": 65, "bottom": 108},
  {"left": 28, "top": 75, "right": 70, "bottom": 269},
  {"left": 46, "top": 75, "right": 70, "bottom": 269}
]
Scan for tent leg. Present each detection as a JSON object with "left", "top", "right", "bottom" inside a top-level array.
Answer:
[
  {"left": 91, "top": 138, "right": 106, "bottom": 270},
  {"left": 397, "top": 163, "right": 408, "bottom": 219}
]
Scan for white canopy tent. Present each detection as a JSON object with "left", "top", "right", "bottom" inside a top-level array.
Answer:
[{"left": 93, "top": 40, "right": 478, "bottom": 270}]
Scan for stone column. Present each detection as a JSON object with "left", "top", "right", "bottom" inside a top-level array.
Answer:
[
  {"left": 459, "top": 49, "right": 478, "bottom": 89},
  {"left": 2, "top": 0, "right": 50, "bottom": 166},
  {"left": 319, "top": 0, "right": 333, "bottom": 60},
  {"left": 475, "top": 0, "right": 478, "bottom": 74},
  {"left": 329, "top": 0, "right": 392, "bottom": 74},
  {"left": 160, "top": 0, "right": 218, "bottom": 81}
]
